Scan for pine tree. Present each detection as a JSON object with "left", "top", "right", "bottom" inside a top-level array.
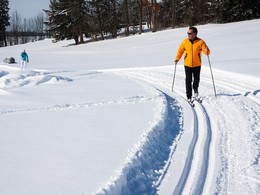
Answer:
[
  {"left": 89, "top": 0, "right": 105, "bottom": 40},
  {"left": 0, "top": 0, "right": 10, "bottom": 47},
  {"left": 44, "top": 0, "right": 69, "bottom": 41},
  {"left": 205, "top": 0, "right": 223, "bottom": 23},
  {"left": 45, "top": 0, "right": 91, "bottom": 44},
  {"left": 219, "top": 0, "right": 260, "bottom": 22},
  {"left": 128, "top": 0, "right": 140, "bottom": 34},
  {"left": 67, "top": 0, "right": 90, "bottom": 44},
  {"left": 44, "top": 0, "right": 260, "bottom": 44},
  {"left": 159, "top": 0, "right": 183, "bottom": 28},
  {"left": 103, "top": 0, "right": 119, "bottom": 38}
]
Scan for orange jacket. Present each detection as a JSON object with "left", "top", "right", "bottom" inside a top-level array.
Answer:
[{"left": 175, "top": 37, "right": 210, "bottom": 67}]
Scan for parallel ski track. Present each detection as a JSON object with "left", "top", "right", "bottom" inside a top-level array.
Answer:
[
  {"left": 156, "top": 68, "right": 260, "bottom": 106},
  {"left": 105, "top": 66, "right": 259, "bottom": 194},
  {"left": 113, "top": 68, "right": 213, "bottom": 194},
  {"left": 190, "top": 74, "right": 259, "bottom": 106}
]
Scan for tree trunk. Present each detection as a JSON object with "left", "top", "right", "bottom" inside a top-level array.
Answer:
[
  {"left": 151, "top": 0, "right": 157, "bottom": 32},
  {"left": 79, "top": 26, "right": 84, "bottom": 44},
  {"left": 4, "top": 31, "right": 7, "bottom": 46},
  {"left": 112, "top": 0, "right": 117, "bottom": 38},
  {"left": 139, "top": 0, "right": 143, "bottom": 34},
  {"left": 125, "top": 0, "right": 130, "bottom": 36},
  {"left": 74, "top": 35, "right": 79, "bottom": 45},
  {"left": 96, "top": 1, "right": 104, "bottom": 40}
]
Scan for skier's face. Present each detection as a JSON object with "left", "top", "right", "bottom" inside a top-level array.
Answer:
[{"left": 187, "top": 30, "right": 196, "bottom": 41}]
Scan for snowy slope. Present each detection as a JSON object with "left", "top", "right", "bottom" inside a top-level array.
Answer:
[{"left": 0, "top": 19, "right": 259, "bottom": 195}]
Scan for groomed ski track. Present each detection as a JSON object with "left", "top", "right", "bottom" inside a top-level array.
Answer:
[
  {"left": 114, "top": 67, "right": 213, "bottom": 195},
  {"left": 99, "top": 65, "right": 260, "bottom": 194}
]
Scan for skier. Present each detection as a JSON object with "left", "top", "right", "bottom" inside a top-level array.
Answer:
[
  {"left": 20, "top": 49, "right": 29, "bottom": 70},
  {"left": 174, "top": 26, "right": 210, "bottom": 102}
]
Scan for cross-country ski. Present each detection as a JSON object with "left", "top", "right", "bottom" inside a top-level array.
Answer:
[
  {"left": 188, "top": 99, "right": 195, "bottom": 107},
  {"left": 194, "top": 96, "right": 203, "bottom": 103}
]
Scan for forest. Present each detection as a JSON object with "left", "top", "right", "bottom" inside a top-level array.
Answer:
[{"left": 1, "top": 0, "right": 260, "bottom": 46}]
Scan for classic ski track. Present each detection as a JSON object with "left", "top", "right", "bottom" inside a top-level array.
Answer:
[
  {"left": 0, "top": 95, "right": 159, "bottom": 115},
  {"left": 198, "top": 76, "right": 260, "bottom": 105},
  {"left": 111, "top": 66, "right": 260, "bottom": 194},
  {"left": 145, "top": 68, "right": 259, "bottom": 106},
  {"left": 113, "top": 68, "right": 212, "bottom": 194}
]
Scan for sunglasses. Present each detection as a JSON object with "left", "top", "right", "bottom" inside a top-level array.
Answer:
[{"left": 187, "top": 32, "right": 193, "bottom": 35}]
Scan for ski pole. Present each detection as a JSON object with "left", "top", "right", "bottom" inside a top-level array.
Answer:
[
  {"left": 171, "top": 61, "right": 177, "bottom": 92},
  {"left": 207, "top": 55, "right": 217, "bottom": 97}
]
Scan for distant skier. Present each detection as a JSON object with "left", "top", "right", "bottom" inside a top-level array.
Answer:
[
  {"left": 174, "top": 26, "right": 210, "bottom": 102},
  {"left": 20, "top": 49, "right": 29, "bottom": 70}
]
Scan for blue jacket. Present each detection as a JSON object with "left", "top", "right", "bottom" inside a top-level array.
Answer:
[{"left": 21, "top": 52, "right": 29, "bottom": 62}]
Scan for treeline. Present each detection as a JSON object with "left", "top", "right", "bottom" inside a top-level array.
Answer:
[
  {"left": 1, "top": 0, "right": 260, "bottom": 47},
  {"left": 0, "top": 0, "right": 47, "bottom": 47},
  {"left": 6, "top": 11, "right": 47, "bottom": 46},
  {"left": 159, "top": 0, "right": 260, "bottom": 27},
  {"left": 45, "top": 0, "right": 260, "bottom": 45}
]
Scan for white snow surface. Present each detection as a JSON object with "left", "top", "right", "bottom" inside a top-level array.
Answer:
[{"left": 0, "top": 20, "right": 259, "bottom": 195}]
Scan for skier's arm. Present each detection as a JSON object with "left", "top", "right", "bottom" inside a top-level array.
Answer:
[
  {"left": 202, "top": 41, "right": 210, "bottom": 55},
  {"left": 175, "top": 41, "right": 185, "bottom": 63}
]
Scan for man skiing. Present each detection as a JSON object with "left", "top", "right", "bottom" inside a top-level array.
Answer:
[
  {"left": 174, "top": 26, "right": 210, "bottom": 102},
  {"left": 20, "top": 49, "right": 29, "bottom": 70}
]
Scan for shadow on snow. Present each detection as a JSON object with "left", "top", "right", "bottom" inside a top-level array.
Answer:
[{"left": 99, "top": 90, "right": 183, "bottom": 195}]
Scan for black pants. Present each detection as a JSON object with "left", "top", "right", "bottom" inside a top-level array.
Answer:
[{"left": 185, "top": 66, "right": 201, "bottom": 99}]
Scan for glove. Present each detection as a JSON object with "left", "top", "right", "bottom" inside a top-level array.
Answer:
[
  {"left": 205, "top": 47, "right": 210, "bottom": 55},
  {"left": 174, "top": 59, "right": 178, "bottom": 64}
]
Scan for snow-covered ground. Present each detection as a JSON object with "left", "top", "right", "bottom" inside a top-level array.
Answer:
[{"left": 0, "top": 19, "right": 259, "bottom": 195}]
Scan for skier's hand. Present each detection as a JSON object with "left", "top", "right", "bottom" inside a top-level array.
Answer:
[
  {"left": 205, "top": 47, "right": 210, "bottom": 55},
  {"left": 174, "top": 59, "right": 178, "bottom": 64}
]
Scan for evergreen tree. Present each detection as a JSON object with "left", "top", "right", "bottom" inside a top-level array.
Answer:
[
  {"left": 67, "top": 0, "right": 90, "bottom": 44},
  {"left": 159, "top": 0, "right": 183, "bottom": 28},
  {"left": 220, "top": 0, "right": 260, "bottom": 22},
  {"left": 44, "top": 0, "right": 69, "bottom": 41},
  {"left": 0, "top": 0, "right": 10, "bottom": 47},
  {"left": 91, "top": 0, "right": 121, "bottom": 38},
  {"left": 44, "top": 0, "right": 260, "bottom": 44},
  {"left": 45, "top": 0, "right": 90, "bottom": 44},
  {"left": 103, "top": 0, "right": 119, "bottom": 38},
  {"left": 128, "top": 0, "right": 140, "bottom": 34},
  {"left": 205, "top": 0, "right": 223, "bottom": 23},
  {"left": 221, "top": 0, "right": 244, "bottom": 22},
  {"left": 89, "top": 0, "right": 106, "bottom": 40}
]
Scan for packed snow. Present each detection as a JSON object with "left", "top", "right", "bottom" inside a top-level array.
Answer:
[{"left": 0, "top": 19, "right": 259, "bottom": 195}]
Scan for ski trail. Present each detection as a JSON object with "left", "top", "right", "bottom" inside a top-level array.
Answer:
[
  {"left": 205, "top": 95, "right": 260, "bottom": 194},
  {"left": 186, "top": 102, "right": 212, "bottom": 194},
  {"left": 100, "top": 65, "right": 259, "bottom": 194},
  {"left": 172, "top": 95, "right": 199, "bottom": 195},
  {"left": 97, "top": 86, "right": 183, "bottom": 194},
  {"left": 167, "top": 66, "right": 260, "bottom": 194},
  {"left": 142, "top": 66, "right": 259, "bottom": 106},
  {"left": 109, "top": 68, "right": 213, "bottom": 194},
  {"left": 200, "top": 76, "right": 260, "bottom": 105},
  {"left": 0, "top": 95, "right": 159, "bottom": 115}
]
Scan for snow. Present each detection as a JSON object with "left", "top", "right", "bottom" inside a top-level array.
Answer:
[{"left": 0, "top": 19, "right": 259, "bottom": 195}]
